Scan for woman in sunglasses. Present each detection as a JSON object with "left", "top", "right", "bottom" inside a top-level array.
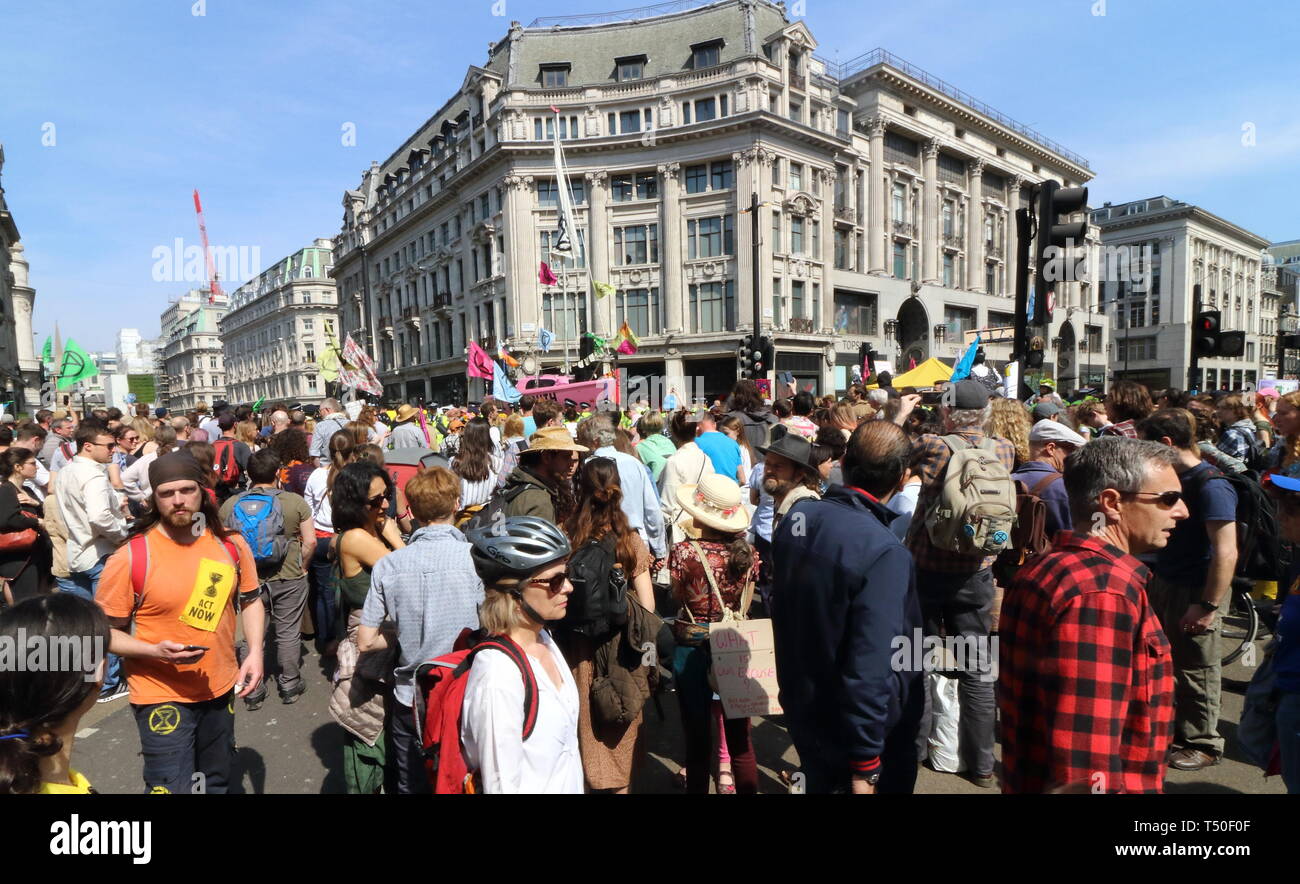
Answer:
[
  {"left": 328, "top": 461, "right": 405, "bottom": 793},
  {"left": 462, "top": 516, "right": 583, "bottom": 793}
]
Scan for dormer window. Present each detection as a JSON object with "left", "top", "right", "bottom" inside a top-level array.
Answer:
[
  {"left": 691, "top": 39, "right": 723, "bottom": 70},
  {"left": 616, "top": 54, "right": 647, "bottom": 82},
  {"left": 540, "top": 63, "right": 571, "bottom": 88}
]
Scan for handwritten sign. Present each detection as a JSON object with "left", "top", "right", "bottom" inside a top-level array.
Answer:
[{"left": 709, "top": 618, "right": 781, "bottom": 718}]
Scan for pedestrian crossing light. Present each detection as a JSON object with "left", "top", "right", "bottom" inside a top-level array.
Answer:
[
  {"left": 1034, "top": 181, "right": 1089, "bottom": 326},
  {"left": 1194, "top": 310, "right": 1221, "bottom": 356},
  {"left": 739, "top": 334, "right": 757, "bottom": 378}
]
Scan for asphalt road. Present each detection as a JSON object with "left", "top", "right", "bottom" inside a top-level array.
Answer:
[{"left": 71, "top": 636, "right": 1286, "bottom": 795}]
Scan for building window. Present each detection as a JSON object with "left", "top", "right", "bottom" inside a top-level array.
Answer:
[
  {"left": 892, "top": 182, "right": 906, "bottom": 222},
  {"left": 611, "top": 172, "right": 658, "bottom": 202},
  {"left": 304, "top": 345, "right": 316, "bottom": 363},
  {"left": 944, "top": 305, "right": 977, "bottom": 338},
  {"left": 542, "top": 292, "right": 587, "bottom": 339},
  {"left": 893, "top": 241, "right": 908, "bottom": 279},
  {"left": 791, "top": 280, "right": 805, "bottom": 319},
  {"left": 833, "top": 290, "right": 877, "bottom": 336},
  {"left": 681, "top": 102, "right": 691, "bottom": 125},
  {"left": 988, "top": 310, "right": 1016, "bottom": 329},
  {"left": 1117, "top": 336, "right": 1157, "bottom": 361},
  {"left": 790, "top": 163, "right": 803, "bottom": 192},
  {"left": 685, "top": 164, "right": 708, "bottom": 193},
  {"left": 811, "top": 219, "right": 820, "bottom": 255},
  {"left": 985, "top": 263, "right": 997, "bottom": 295},
  {"left": 616, "top": 56, "right": 645, "bottom": 81},
  {"left": 835, "top": 229, "right": 849, "bottom": 269},
  {"left": 618, "top": 287, "right": 661, "bottom": 337},
  {"left": 613, "top": 224, "right": 659, "bottom": 266},
  {"left": 537, "top": 177, "right": 585, "bottom": 206},
  {"left": 688, "top": 280, "right": 735, "bottom": 332},
  {"left": 772, "top": 157, "right": 782, "bottom": 186},
  {"left": 540, "top": 229, "right": 586, "bottom": 269},
  {"left": 695, "top": 97, "right": 717, "bottom": 122},
  {"left": 942, "top": 200, "right": 955, "bottom": 238},
  {"left": 303, "top": 318, "right": 314, "bottom": 330},
  {"left": 773, "top": 278, "right": 783, "bottom": 328},
  {"left": 710, "top": 160, "right": 734, "bottom": 190},
  {"left": 540, "top": 64, "right": 570, "bottom": 87},
  {"left": 619, "top": 109, "right": 642, "bottom": 134},
  {"left": 943, "top": 254, "right": 955, "bottom": 288},
  {"left": 790, "top": 216, "right": 805, "bottom": 255},
  {"left": 692, "top": 40, "right": 722, "bottom": 69},
  {"left": 688, "top": 215, "right": 735, "bottom": 258},
  {"left": 772, "top": 211, "right": 782, "bottom": 254},
  {"left": 1129, "top": 300, "right": 1145, "bottom": 328}
]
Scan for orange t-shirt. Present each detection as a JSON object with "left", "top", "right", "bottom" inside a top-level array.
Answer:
[{"left": 97, "top": 528, "right": 258, "bottom": 706}]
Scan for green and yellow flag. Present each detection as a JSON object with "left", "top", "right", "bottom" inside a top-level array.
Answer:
[{"left": 593, "top": 281, "right": 616, "bottom": 300}]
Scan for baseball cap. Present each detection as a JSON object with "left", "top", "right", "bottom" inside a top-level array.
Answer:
[
  {"left": 1031, "top": 400, "right": 1062, "bottom": 421},
  {"left": 1029, "top": 419, "right": 1086, "bottom": 447},
  {"left": 951, "top": 379, "right": 991, "bottom": 409}
]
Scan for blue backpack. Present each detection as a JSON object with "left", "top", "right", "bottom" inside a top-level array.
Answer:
[{"left": 225, "top": 489, "right": 288, "bottom": 573}]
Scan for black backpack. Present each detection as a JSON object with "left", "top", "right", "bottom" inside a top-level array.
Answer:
[
  {"left": 1189, "top": 466, "right": 1289, "bottom": 581},
  {"left": 557, "top": 534, "right": 628, "bottom": 641}
]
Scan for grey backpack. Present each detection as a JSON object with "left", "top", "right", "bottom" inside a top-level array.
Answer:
[{"left": 924, "top": 435, "right": 1017, "bottom": 556}]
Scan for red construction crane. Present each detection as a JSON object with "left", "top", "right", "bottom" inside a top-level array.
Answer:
[{"left": 192, "top": 189, "right": 224, "bottom": 303}]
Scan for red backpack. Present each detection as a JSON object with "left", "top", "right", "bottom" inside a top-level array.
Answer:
[
  {"left": 413, "top": 629, "right": 538, "bottom": 794},
  {"left": 212, "top": 438, "right": 242, "bottom": 487}
]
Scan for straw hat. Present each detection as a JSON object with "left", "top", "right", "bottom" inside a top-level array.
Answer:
[
  {"left": 675, "top": 473, "right": 750, "bottom": 534},
  {"left": 393, "top": 404, "right": 421, "bottom": 424},
  {"left": 522, "top": 425, "right": 589, "bottom": 453}
]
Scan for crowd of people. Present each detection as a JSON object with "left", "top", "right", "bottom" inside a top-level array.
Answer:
[{"left": 1, "top": 374, "right": 1298, "bottom": 796}]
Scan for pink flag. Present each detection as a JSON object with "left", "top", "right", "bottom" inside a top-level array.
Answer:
[
  {"left": 539, "top": 262, "right": 558, "bottom": 286},
  {"left": 616, "top": 338, "right": 637, "bottom": 355},
  {"left": 466, "top": 341, "right": 496, "bottom": 380},
  {"left": 909, "top": 357, "right": 917, "bottom": 371}
]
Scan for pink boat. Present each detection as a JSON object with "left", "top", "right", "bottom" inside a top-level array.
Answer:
[{"left": 514, "top": 374, "right": 617, "bottom": 411}]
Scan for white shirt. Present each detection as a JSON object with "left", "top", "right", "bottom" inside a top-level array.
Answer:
[
  {"left": 56, "top": 456, "right": 129, "bottom": 573},
  {"left": 303, "top": 466, "right": 334, "bottom": 533},
  {"left": 25, "top": 458, "right": 49, "bottom": 501},
  {"left": 199, "top": 416, "right": 221, "bottom": 440},
  {"left": 886, "top": 479, "right": 922, "bottom": 542},
  {"left": 452, "top": 451, "right": 504, "bottom": 508},
  {"left": 461, "top": 629, "right": 583, "bottom": 794},
  {"left": 120, "top": 451, "right": 158, "bottom": 503}
]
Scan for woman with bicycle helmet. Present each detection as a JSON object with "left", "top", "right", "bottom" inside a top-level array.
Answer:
[{"left": 461, "top": 516, "right": 583, "bottom": 793}]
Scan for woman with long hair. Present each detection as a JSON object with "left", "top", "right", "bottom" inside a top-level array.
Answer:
[
  {"left": 669, "top": 473, "right": 761, "bottom": 795},
  {"left": 327, "top": 461, "right": 405, "bottom": 794},
  {"left": 717, "top": 414, "right": 756, "bottom": 486},
  {"left": 269, "top": 424, "right": 314, "bottom": 495},
  {"left": 0, "top": 448, "right": 52, "bottom": 605},
  {"left": 987, "top": 397, "right": 1031, "bottom": 467},
  {"left": 0, "top": 594, "right": 111, "bottom": 793},
  {"left": 302, "top": 431, "right": 357, "bottom": 657},
  {"left": 236, "top": 421, "right": 261, "bottom": 452},
  {"left": 353, "top": 443, "right": 412, "bottom": 534},
  {"left": 559, "top": 457, "right": 657, "bottom": 793},
  {"left": 451, "top": 418, "right": 503, "bottom": 522}
]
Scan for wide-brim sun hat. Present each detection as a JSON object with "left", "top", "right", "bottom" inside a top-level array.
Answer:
[
  {"left": 522, "top": 425, "right": 589, "bottom": 453},
  {"left": 393, "top": 404, "right": 421, "bottom": 424},
  {"left": 676, "top": 473, "right": 750, "bottom": 534}
]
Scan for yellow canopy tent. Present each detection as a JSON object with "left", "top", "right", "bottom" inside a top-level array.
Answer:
[{"left": 867, "top": 357, "right": 952, "bottom": 389}]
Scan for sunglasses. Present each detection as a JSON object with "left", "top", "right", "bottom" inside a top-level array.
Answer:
[
  {"left": 1122, "top": 490, "right": 1184, "bottom": 508},
  {"left": 367, "top": 493, "right": 389, "bottom": 508},
  {"left": 526, "top": 572, "right": 569, "bottom": 593}
]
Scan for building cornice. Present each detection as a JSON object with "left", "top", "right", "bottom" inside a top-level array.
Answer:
[{"left": 1097, "top": 205, "right": 1270, "bottom": 250}]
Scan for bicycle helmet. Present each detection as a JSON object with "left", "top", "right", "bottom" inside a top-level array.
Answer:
[{"left": 466, "top": 516, "right": 571, "bottom": 586}]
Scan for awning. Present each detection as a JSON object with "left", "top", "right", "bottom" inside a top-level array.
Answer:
[{"left": 867, "top": 356, "right": 952, "bottom": 390}]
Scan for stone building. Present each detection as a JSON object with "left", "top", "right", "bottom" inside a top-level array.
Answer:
[
  {"left": 0, "top": 145, "right": 41, "bottom": 413},
  {"left": 160, "top": 288, "right": 228, "bottom": 412}
]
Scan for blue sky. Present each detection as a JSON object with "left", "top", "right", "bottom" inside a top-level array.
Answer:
[{"left": 3, "top": 0, "right": 1296, "bottom": 352}]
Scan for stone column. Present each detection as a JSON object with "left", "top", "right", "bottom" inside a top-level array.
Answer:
[
  {"left": 867, "top": 115, "right": 886, "bottom": 275},
  {"left": 1006, "top": 176, "right": 1023, "bottom": 296},
  {"left": 966, "top": 160, "right": 985, "bottom": 292},
  {"left": 502, "top": 174, "right": 533, "bottom": 344},
  {"left": 586, "top": 170, "right": 610, "bottom": 337},
  {"left": 921, "top": 138, "right": 940, "bottom": 284},
  {"left": 659, "top": 163, "right": 684, "bottom": 333},
  {"left": 818, "top": 167, "right": 835, "bottom": 332}
]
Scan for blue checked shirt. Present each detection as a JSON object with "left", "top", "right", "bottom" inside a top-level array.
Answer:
[{"left": 362, "top": 524, "right": 485, "bottom": 706}]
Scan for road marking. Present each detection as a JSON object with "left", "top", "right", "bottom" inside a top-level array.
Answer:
[{"left": 75, "top": 727, "right": 98, "bottom": 739}]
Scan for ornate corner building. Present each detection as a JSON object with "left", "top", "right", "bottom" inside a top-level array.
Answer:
[
  {"left": 220, "top": 239, "right": 339, "bottom": 406},
  {"left": 332, "top": 0, "right": 1106, "bottom": 403},
  {"left": 0, "top": 145, "right": 41, "bottom": 413},
  {"left": 159, "top": 289, "right": 228, "bottom": 413}
]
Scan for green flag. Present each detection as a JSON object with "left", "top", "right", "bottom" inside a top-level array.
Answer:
[
  {"left": 56, "top": 339, "right": 98, "bottom": 390},
  {"left": 41, "top": 336, "right": 52, "bottom": 365}
]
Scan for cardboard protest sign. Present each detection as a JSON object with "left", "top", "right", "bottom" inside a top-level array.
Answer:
[{"left": 709, "top": 618, "right": 781, "bottom": 718}]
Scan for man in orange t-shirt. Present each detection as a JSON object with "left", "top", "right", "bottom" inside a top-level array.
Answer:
[{"left": 97, "top": 453, "right": 265, "bottom": 794}]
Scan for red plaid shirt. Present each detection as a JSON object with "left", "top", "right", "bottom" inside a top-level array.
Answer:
[
  {"left": 906, "top": 430, "right": 1018, "bottom": 573},
  {"left": 1099, "top": 419, "right": 1138, "bottom": 439},
  {"left": 999, "top": 531, "right": 1174, "bottom": 794}
]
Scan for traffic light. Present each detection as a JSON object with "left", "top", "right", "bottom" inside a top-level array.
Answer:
[
  {"left": 1194, "top": 310, "right": 1221, "bottom": 356},
  {"left": 1026, "top": 337, "right": 1045, "bottom": 370},
  {"left": 1033, "top": 181, "right": 1089, "bottom": 326},
  {"left": 757, "top": 336, "right": 774, "bottom": 377},
  {"left": 738, "top": 334, "right": 760, "bottom": 379},
  {"left": 1218, "top": 331, "right": 1246, "bottom": 358}
]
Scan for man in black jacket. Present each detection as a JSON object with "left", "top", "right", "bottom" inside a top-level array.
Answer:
[{"left": 772, "top": 421, "right": 924, "bottom": 793}]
